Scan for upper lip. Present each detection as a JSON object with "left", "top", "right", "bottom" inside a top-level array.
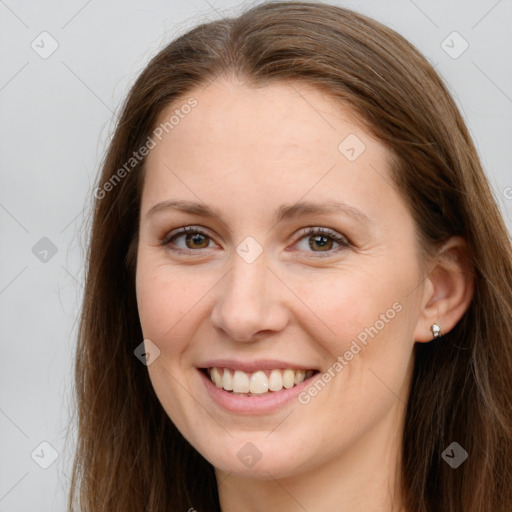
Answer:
[{"left": 198, "top": 359, "right": 319, "bottom": 373}]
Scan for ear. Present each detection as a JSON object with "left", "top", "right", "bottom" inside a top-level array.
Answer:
[{"left": 414, "top": 236, "right": 475, "bottom": 342}]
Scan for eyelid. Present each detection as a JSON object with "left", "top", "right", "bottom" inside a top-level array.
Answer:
[
  {"left": 161, "top": 225, "right": 212, "bottom": 245},
  {"left": 286, "top": 226, "right": 350, "bottom": 258},
  {"left": 292, "top": 226, "right": 349, "bottom": 245},
  {"left": 161, "top": 225, "right": 350, "bottom": 255}
]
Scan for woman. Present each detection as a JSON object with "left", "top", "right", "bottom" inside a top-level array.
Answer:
[{"left": 68, "top": 2, "right": 512, "bottom": 511}]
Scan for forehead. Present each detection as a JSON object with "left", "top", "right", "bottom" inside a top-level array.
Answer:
[
  {"left": 140, "top": 78, "right": 408, "bottom": 232},
  {"left": 150, "top": 78, "right": 370, "bottom": 160}
]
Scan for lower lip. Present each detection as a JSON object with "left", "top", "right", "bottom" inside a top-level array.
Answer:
[{"left": 198, "top": 369, "right": 316, "bottom": 414}]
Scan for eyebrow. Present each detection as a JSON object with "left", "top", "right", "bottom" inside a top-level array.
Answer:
[{"left": 145, "top": 199, "right": 371, "bottom": 225}]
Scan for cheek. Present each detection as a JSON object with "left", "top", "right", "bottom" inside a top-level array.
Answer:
[
  {"left": 135, "top": 259, "right": 192, "bottom": 353},
  {"left": 296, "top": 264, "right": 408, "bottom": 353},
  {"left": 292, "top": 263, "right": 419, "bottom": 413},
  {"left": 303, "top": 263, "right": 417, "bottom": 406}
]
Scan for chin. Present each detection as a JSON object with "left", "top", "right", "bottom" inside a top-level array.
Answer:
[{"left": 198, "top": 435, "right": 315, "bottom": 480}]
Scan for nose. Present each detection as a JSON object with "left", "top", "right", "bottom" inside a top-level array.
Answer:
[{"left": 210, "top": 250, "right": 289, "bottom": 343}]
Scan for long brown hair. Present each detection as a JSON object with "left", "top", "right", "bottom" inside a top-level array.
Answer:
[{"left": 67, "top": 2, "right": 512, "bottom": 510}]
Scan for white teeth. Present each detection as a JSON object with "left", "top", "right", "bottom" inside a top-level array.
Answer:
[
  {"left": 249, "top": 371, "right": 268, "bottom": 394},
  {"left": 232, "top": 370, "right": 250, "bottom": 393},
  {"left": 207, "top": 367, "right": 314, "bottom": 394},
  {"left": 282, "top": 369, "right": 295, "bottom": 389},
  {"left": 294, "top": 370, "right": 306, "bottom": 385},
  {"left": 211, "top": 367, "right": 222, "bottom": 388},
  {"left": 268, "top": 369, "right": 283, "bottom": 391},
  {"left": 222, "top": 368, "right": 233, "bottom": 390}
]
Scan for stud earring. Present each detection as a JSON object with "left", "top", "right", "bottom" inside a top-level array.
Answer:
[{"left": 431, "top": 323, "right": 442, "bottom": 338}]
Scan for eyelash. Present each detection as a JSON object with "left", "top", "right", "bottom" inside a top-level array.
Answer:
[{"left": 160, "top": 226, "right": 350, "bottom": 258}]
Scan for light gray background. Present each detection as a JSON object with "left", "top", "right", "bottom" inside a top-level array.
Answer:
[{"left": 1, "top": 0, "right": 511, "bottom": 510}]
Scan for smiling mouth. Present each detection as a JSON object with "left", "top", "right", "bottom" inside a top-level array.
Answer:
[{"left": 200, "top": 367, "right": 320, "bottom": 396}]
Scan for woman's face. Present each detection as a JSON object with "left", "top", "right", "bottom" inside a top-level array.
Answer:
[{"left": 135, "top": 78, "right": 428, "bottom": 479}]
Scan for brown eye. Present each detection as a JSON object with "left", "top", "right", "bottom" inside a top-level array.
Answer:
[
  {"left": 308, "top": 234, "right": 334, "bottom": 252},
  {"left": 183, "top": 232, "right": 210, "bottom": 249},
  {"left": 294, "top": 227, "right": 349, "bottom": 257},
  {"left": 162, "top": 226, "right": 216, "bottom": 253}
]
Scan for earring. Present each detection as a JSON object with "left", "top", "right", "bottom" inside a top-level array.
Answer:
[{"left": 431, "top": 323, "right": 442, "bottom": 338}]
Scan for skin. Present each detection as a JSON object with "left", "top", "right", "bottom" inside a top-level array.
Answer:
[{"left": 135, "top": 76, "right": 474, "bottom": 512}]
